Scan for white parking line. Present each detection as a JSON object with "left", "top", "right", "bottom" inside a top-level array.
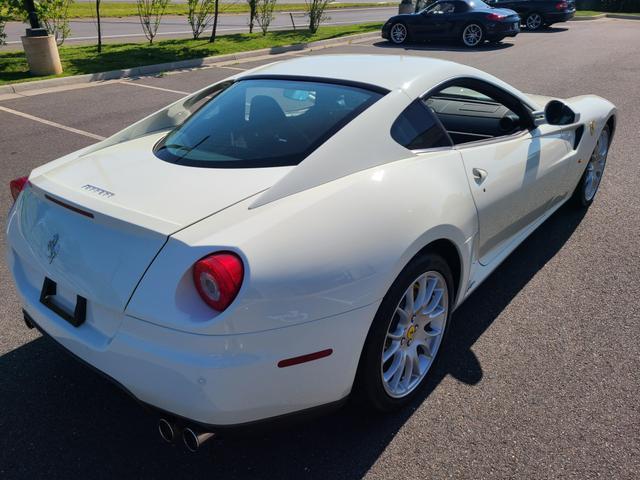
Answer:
[
  {"left": 219, "top": 65, "right": 248, "bottom": 71},
  {"left": 118, "top": 81, "right": 189, "bottom": 95},
  {"left": 0, "top": 106, "right": 106, "bottom": 141}
]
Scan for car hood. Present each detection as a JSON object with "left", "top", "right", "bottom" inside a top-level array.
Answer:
[{"left": 29, "top": 131, "right": 293, "bottom": 236}]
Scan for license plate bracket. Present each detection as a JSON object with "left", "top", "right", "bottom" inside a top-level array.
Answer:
[{"left": 39, "top": 277, "right": 87, "bottom": 327}]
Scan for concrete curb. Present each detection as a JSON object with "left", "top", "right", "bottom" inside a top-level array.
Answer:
[
  {"left": 571, "top": 13, "right": 640, "bottom": 21},
  {"left": 0, "top": 31, "right": 380, "bottom": 95},
  {"left": 571, "top": 13, "right": 607, "bottom": 21},
  {"left": 606, "top": 13, "right": 640, "bottom": 20}
]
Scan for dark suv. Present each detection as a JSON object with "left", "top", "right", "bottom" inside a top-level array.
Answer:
[{"left": 485, "top": 0, "right": 575, "bottom": 30}]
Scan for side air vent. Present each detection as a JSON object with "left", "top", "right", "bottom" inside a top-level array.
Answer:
[{"left": 573, "top": 125, "right": 585, "bottom": 150}]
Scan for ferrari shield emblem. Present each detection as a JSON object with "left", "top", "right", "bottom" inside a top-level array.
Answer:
[
  {"left": 589, "top": 120, "right": 596, "bottom": 136},
  {"left": 47, "top": 234, "right": 59, "bottom": 264}
]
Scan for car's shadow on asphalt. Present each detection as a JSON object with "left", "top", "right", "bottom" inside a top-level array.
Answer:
[
  {"left": 0, "top": 202, "right": 586, "bottom": 478},
  {"left": 373, "top": 39, "right": 514, "bottom": 53},
  {"left": 520, "top": 26, "right": 569, "bottom": 34}
]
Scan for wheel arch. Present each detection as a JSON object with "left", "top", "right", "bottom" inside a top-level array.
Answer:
[
  {"left": 351, "top": 235, "right": 466, "bottom": 402},
  {"left": 606, "top": 114, "right": 616, "bottom": 141},
  {"left": 413, "top": 238, "right": 463, "bottom": 306}
]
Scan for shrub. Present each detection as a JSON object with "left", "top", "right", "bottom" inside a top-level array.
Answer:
[
  {"left": 187, "top": 0, "right": 216, "bottom": 39},
  {"left": 136, "top": 0, "right": 170, "bottom": 44},
  {"left": 0, "top": 10, "right": 6, "bottom": 47},
  {"left": 256, "top": 0, "right": 276, "bottom": 35},
  {"left": 576, "top": 0, "right": 640, "bottom": 12},
  {"left": 36, "top": 0, "right": 73, "bottom": 46},
  {"left": 305, "top": 0, "right": 330, "bottom": 33}
]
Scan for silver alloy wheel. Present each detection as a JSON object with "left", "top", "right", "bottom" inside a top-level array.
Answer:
[
  {"left": 390, "top": 23, "right": 408, "bottom": 44},
  {"left": 462, "top": 24, "right": 483, "bottom": 47},
  {"left": 381, "top": 271, "right": 449, "bottom": 398},
  {"left": 526, "top": 13, "right": 543, "bottom": 30},
  {"left": 584, "top": 128, "right": 610, "bottom": 201}
]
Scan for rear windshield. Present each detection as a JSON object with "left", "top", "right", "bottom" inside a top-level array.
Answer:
[{"left": 154, "top": 78, "right": 385, "bottom": 168}]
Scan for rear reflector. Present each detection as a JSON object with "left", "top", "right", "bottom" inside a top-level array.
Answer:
[
  {"left": 9, "top": 176, "right": 29, "bottom": 201},
  {"left": 277, "top": 349, "right": 333, "bottom": 368}
]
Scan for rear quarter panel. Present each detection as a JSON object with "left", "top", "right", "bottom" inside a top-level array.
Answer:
[{"left": 126, "top": 150, "right": 478, "bottom": 335}]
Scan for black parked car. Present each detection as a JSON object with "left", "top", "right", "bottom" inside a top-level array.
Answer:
[
  {"left": 382, "top": 0, "right": 521, "bottom": 48},
  {"left": 486, "top": 0, "right": 576, "bottom": 30}
]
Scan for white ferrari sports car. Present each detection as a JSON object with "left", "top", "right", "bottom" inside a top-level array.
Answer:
[{"left": 7, "top": 55, "right": 615, "bottom": 451}]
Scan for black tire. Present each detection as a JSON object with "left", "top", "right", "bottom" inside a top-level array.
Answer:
[
  {"left": 460, "top": 23, "right": 485, "bottom": 47},
  {"left": 389, "top": 22, "right": 409, "bottom": 45},
  {"left": 525, "top": 12, "right": 544, "bottom": 30},
  {"left": 571, "top": 125, "right": 610, "bottom": 208},
  {"left": 354, "top": 252, "right": 454, "bottom": 412}
]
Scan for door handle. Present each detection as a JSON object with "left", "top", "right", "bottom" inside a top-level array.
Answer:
[{"left": 472, "top": 168, "right": 488, "bottom": 184}]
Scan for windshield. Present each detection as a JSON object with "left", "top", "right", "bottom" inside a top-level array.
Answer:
[
  {"left": 154, "top": 78, "right": 384, "bottom": 168},
  {"left": 423, "top": 0, "right": 490, "bottom": 12}
]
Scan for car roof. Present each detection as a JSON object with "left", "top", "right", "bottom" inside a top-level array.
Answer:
[{"left": 239, "top": 54, "right": 489, "bottom": 97}]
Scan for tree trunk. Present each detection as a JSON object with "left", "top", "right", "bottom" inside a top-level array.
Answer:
[
  {"left": 96, "top": 0, "right": 102, "bottom": 53},
  {"left": 209, "top": 0, "right": 220, "bottom": 43}
]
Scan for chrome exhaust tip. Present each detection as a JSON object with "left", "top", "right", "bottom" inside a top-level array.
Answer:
[
  {"left": 182, "top": 427, "right": 215, "bottom": 452},
  {"left": 158, "top": 418, "right": 176, "bottom": 443}
]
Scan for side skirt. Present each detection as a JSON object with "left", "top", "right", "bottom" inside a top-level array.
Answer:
[{"left": 462, "top": 195, "right": 569, "bottom": 301}]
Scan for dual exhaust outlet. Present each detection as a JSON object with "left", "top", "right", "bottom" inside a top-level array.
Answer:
[{"left": 158, "top": 418, "right": 214, "bottom": 452}]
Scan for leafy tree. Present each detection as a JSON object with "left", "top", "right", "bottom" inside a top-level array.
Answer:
[
  {"left": 34, "top": 0, "right": 73, "bottom": 46},
  {"left": 255, "top": 0, "right": 276, "bottom": 35},
  {"left": 305, "top": 0, "right": 330, "bottom": 33},
  {"left": 187, "top": 0, "right": 216, "bottom": 39},
  {"left": 136, "top": 0, "right": 169, "bottom": 44},
  {"left": 0, "top": 3, "right": 7, "bottom": 47},
  {"left": 5, "top": 0, "right": 74, "bottom": 45}
]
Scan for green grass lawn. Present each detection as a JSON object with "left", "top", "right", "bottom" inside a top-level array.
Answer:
[
  {"left": 576, "top": 10, "right": 640, "bottom": 16},
  {"left": 575, "top": 10, "right": 607, "bottom": 16},
  {"left": 0, "top": 23, "right": 383, "bottom": 86},
  {"left": 6, "top": 2, "right": 395, "bottom": 19}
]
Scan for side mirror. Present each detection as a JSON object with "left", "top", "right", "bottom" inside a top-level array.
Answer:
[{"left": 540, "top": 100, "right": 580, "bottom": 126}]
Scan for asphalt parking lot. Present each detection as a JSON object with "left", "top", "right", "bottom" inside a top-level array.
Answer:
[{"left": 1, "top": 18, "right": 639, "bottom": 479}]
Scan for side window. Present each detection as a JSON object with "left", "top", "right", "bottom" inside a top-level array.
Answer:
[
  {"left": 453, "top": 1, "right": 469, "bottom": 12},
  {"left": 391, "top": 100, "right": 451, "bottom": 151},
  {"left": 431, "top": 2, "right": 456, "bottom": 14},
  {"left": 424, "top": 82, "right": 530, "bottom": 146}
]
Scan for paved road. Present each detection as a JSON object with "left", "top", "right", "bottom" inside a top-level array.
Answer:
[
  {"left": 4, "top": 7, "right": 395, "bottom": 47},
  {"left": 1, "top": 18, "right": 639, "bottom": 480}
]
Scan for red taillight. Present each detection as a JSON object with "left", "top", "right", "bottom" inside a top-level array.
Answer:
[
  {"left": 486, "top": 12, "right": 506, "bottom": 21},
  {"left": 9, "top": 176, "right": 29, "bottom": 201},
  {"left": 555, "top": 1, "right": 568, "bottom": 10},
  {"left": 193, "top": 252, "right": 244, "bottom": 312}
]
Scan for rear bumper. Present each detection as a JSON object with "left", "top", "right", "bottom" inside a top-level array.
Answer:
[
  {"left": 9, "top": 246, "right": 377, "bottom": 427},
  {"left": 487, "top": 20, "right": 520, "bottom": 38},
  {"left": 543, "top": 11, "right": 575, "bottom": 23},
  {"left": 381, "top": 24, "right": 391, "bottom": 39}
]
